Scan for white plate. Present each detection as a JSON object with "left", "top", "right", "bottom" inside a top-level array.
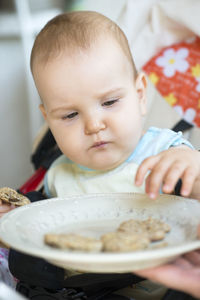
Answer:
[{"left": 1, "top": 193, "right": 200, "bottom": 273}]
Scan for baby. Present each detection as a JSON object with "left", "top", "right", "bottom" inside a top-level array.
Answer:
[
  {"left": 3, "top": 10, "right": 200, "bottom": 300},
  {"left": 29, "top": 11, "right": 200, "bottom": 201}
]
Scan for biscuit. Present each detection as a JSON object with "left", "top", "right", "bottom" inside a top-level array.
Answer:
[
  {"left": 101, "top": 231, "right": 150, "bottom": 252},
  {"left": 44, "top": 217, "right": 170, "bottom": 252},
  {"left": 118, "top": 218, "right": 171, "bottom": 241},
  {"left": 0, "top": 187, "right": 30, "bottom": 206},
  {"left": 44, "top": 233, "right": 103, "bottom": 252}
]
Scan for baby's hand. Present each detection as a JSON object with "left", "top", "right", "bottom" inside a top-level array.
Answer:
[
  {"left": 135, "top": 146, "right": 200, "bottom": 199},
  {"left": 0, "top": 200, "right": 15, "bottom": 218}
]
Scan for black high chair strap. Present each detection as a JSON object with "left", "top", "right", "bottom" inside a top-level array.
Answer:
[{"left": 171, "top": 119, "right": 193, "bottom": 133}]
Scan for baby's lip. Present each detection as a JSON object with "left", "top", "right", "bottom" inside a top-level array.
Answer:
[{"left": 91, "top": 141, "right": 108, "bottom": 148}]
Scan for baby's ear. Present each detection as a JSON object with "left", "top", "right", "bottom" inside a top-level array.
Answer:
[
  {"left": 39, "top": 104, "right": 47, "bottom": 120},
  {"left": 135, "top": 72, "right": 147, "bottom": 116}
]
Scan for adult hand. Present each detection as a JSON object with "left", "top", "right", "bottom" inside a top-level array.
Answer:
[{"left": 135, "top": 226, "right": 200, "bottom": 298}]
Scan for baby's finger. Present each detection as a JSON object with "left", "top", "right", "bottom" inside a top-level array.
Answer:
[
  {"left": 145, "top": 173, "right": 162, "bottom": 199},
  {"left": 162, "top": 162, "right": 186, "bottom": 194},
  {"left": 180, "top": 167, "right": 198, "bottom": 197},
  {"left": 135, "top": 156, "right": 159, "bottom": 186},
  {"left": 145, "top": 160, "right": 172, "bottom": 199},
  {"left": 144, "top": 174, "right": 153, "bottom": 196}
]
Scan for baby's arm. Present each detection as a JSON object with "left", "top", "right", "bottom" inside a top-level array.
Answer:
[{"left": 135, "top": 146, "right": 200, "bottom": 199}]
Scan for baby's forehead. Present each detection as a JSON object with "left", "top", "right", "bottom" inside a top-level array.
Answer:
[
  {"left": 33, "top": 39, "right": 137, "bottom": 98},
  {"left": 33, "top": 31, "right": 131, "bottom": 67},
  {"left": 33, "top": 41, "right": 135, "bottom": 103}
]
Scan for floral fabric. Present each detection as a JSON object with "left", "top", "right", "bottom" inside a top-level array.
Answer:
[
  {"left": 143, "top": 36, "right": 200, "bottom": 127},
  {"left": 0, "top": 248, "right": 16, "bottom": 288}
]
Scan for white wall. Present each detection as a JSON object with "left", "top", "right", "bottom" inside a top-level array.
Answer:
[
  {"left": 0, "top": 39, "right": 36, "bottom": 189},
  {"left": 0, "top": 0, "right": 64, "bottom": 189}
]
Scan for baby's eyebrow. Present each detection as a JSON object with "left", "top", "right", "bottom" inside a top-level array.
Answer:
[
  {"left": 50, "top": 105, "right": 73, "bottom": 114},
  {"left": 97, "top": 87, "right": 125, "bottom": 98}
]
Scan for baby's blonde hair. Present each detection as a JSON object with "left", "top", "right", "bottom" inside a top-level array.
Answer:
[{"left": 31, "top": 11, "right": 137, "bottom": 76}]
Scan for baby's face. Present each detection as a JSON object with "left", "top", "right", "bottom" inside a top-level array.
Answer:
[{"left": 34, "top": 39, "right": 147, "bottom": 170}]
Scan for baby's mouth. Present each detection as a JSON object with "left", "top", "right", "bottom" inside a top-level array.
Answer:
[{"left": 91, "top": 141, "right": 108, "bottom": 148}]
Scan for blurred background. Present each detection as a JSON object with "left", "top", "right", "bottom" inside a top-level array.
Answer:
[{"left": 1, "top": 0, "right": 200, "bottom": 189}]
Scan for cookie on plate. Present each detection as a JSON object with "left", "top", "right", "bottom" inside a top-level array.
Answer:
[
  {"left": 118, "top": 218, "right": 170, "bottom": 241},
  {"left": 44, "top": 233, "right": 103, "bottom": 252},
  {"left": 101, "top": 231, "right": 150, "bottom": 252}
]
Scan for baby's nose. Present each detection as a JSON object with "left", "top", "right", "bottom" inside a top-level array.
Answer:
[{"left": 84, "top": 115, "right": 106, "bottom": 135}]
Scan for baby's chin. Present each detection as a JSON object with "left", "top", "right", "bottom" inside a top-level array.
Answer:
[{"left": 82, "top": 159, "right": 125, "bottom": 171}]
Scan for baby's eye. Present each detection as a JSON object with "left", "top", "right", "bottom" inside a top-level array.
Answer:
[
  {"left": 102, "top": 99, "right": 118, "bottom": 106},
  {"left": 62, "top": 112, "right": 78, "bottom": 120}
]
